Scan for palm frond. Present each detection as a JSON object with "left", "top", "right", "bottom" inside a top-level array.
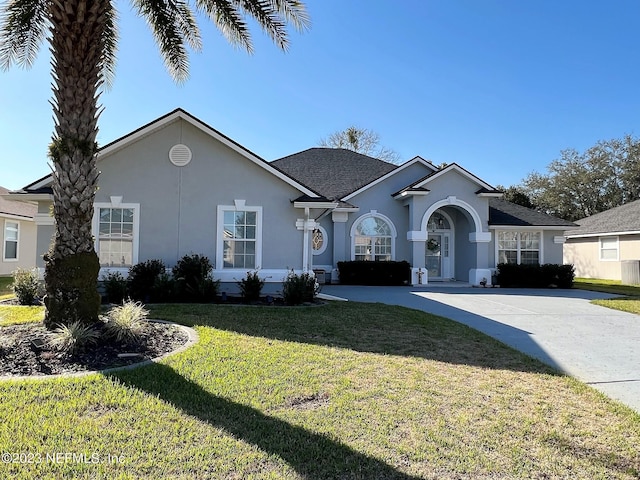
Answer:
[
  {"left": 0, "top": 0, "right": 49, "bottom": 70},
  {"left": 196, "top": 0, "right": 309, "bottom": 53},
  {"left": 132, "top": 0, "right": 201, "bottom": 82},
  {"left": 101, "top": 2, "right": 119, "bottom": 90},
  {"left": 195, "top": 0, "right": 253, "bottom": 53}
]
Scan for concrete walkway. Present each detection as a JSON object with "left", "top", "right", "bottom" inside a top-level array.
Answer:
[{"left": 322, "top": 284, "right": 640, "bottom": 414}]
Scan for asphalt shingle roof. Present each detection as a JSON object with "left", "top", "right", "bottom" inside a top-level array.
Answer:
[
  {"left": 271, "top": 148, "right": 397, "bottom": 200},
  {"left": 0, "top": 186, "right": 36, "bottom": 219},
  {"left": 567, "top": 199, "right": 640, "bottom": 236},
  {"left": 489, "top": 198, "right": 576, "bottom": 227}
]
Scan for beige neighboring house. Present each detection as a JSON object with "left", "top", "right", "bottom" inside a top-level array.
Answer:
[
  {"left": 0, "top": 186, "right": 37, "bottom": 276},
  {"left": 564, "top": 199, "right": 640, "bottom": 281}
]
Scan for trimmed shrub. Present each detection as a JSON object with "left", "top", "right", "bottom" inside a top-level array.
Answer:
[
  {"left": 238, "top": 270, "right": 265, "bottom": 302},
  {"left": 337, "top": 261, "right": 411, "bottom": 286},
  {"left": 128, "top": 260, "right": 166, "bottom": 302},
  {"left": 282, "top": 271, "right": 318, "bottom": 305},
  {"left": 12, "top": 268, "right": 41, "bottom": 305},
  {"left": 101, "top": 271, "right": 128, "bottom": 304},
  {"left": 172, "top": 254, "right": 219, "bottom": 302},
  {"left": 496, "top": 263, "right": 575, "bottom": 288}
]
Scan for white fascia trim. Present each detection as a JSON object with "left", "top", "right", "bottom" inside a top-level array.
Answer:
[
  {"left": 293, "top": 201, "right": 339, "bottom": 209},
  {"left": 553, "top": 236, "right": 566, "bottom": 244},
  {"left": 0, "top": 212, "right": 35, "bottom": 222},
  {"left": 566, "top": 230, "right": 640, "bottom": 239},
  {"left": 489, "top": 225, "right": 570, "bottom": 231},
  {"left": 413, "top": 164, "right": 495, "bottom": 191},
  {"left": 333, "top": 207, "right": 360, "bottom": 213},
  {"left": 393, "top": 190, "right": 430, "bottom": 199},
  {"left": 342, "top": 157, "right": 436, "bottom": 201},
  {"left": 477, "top": 192, "right": 504, "bottom": 197},
  {"left": 93, "top": 202, "right": 141, "bottom": 266},
  {"left": 4, "top": 193, "right": 52, "bottom": 202}
]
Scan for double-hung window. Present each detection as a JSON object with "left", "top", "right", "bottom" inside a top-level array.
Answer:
[
  {"left": 497, "top": 231, "right": 541, "bottom": 265},
  {"left": 599, "top": 236, "right": 619, "bottom": 261},
  {"left": 3, "top": 221, "right": 18, "bottom": 261},
  {"left": 218, "top": 205, "right": 262, "bottom": 270},
  {"left": 93, "top": 204, "right": 139, "bottom": 268}
]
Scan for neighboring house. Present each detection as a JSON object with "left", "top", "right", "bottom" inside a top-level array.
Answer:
[
  {"left": 564, "top": 199, "right": 640, "bottom": 281},
  {"left": 0, "top": 186, "right": 37, "bottom": 276},
  {"left": 7, "top": 109, "right": 574, "bottom": 286}
]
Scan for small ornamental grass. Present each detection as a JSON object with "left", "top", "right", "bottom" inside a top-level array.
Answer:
[
  {"left": 49, "top": 321, "right": 101, "bottom": 355},
  {"left": 101, "top": 300, "right": 149, "bottom": 344}
]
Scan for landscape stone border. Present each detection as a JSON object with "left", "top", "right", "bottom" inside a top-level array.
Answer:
[{"left": 0, "top": 319, "right": 199, "bottom": 382}]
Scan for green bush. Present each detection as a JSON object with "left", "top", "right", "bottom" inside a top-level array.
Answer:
[
  {"left": 101, "top": 300, "right": 148, "bottom": 344},
  {"left": 151, "top": 273, "right": 176, "bottom": 303},
  {"left": 337, "top": 261, "right": 411, "bottom": 286},
  {"left": 282, "top": 271, "right": 318, "bottom": 305},
  {"left": 101, "top": 271, "right": 128, "bottom": 304},
  {"left": 238, "top": 270, "right": 265, "bottom": 302},
  {"left": 12, "top": 268, "right": 41, "bottom": 305},
  {"left": 172, "top": 254, "right": 219, "bottom": 302},
  {"left": 496, "top": 263, "right": 575, "bottom": 288},
  {"left": 128, "top": 260, "right": 166, "bottom": 302}
]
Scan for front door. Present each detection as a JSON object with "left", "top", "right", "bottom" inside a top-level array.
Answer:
[{"left": 426, "top": 233, "right": 451, "bottom": 280}]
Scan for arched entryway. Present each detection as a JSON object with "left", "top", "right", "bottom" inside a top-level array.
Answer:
[{"left": 425, "top": 210, "right": 454, "bottom": 280}]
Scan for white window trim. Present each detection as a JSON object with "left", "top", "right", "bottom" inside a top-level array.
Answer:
[
  {"left": 216, "top": 204, "right": 263, "bottom": 271},
  {"left": 92, "top": 202, "right": 140, "bottom": 267},
  {"left": 350, "top": 211, "right": 397, "bottom": 261},
  {"left": 3, "top": 219, "right": 19, "bottom": 262},
  {"left": 599, "top": 236, "right": 619, "bottom": 262},
  {"left": 312, "top": 225, "right": 328, "bottom": 256},
  {"left": 495, "top": 230, "right": 544, "bottom": 266}
]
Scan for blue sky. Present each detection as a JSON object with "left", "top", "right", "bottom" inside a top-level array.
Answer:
[{"left": 2, "top": 0, "right": 640, "bottom": 191}]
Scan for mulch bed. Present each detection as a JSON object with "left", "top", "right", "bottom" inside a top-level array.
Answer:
[{"left": 0, "top": 321, "right": 188, "bottom": 378}]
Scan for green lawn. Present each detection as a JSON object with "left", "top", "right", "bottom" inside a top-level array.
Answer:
[
  {"left": 574, "top": 278, "right": 640, "bottom": 314},
  {"left": 0, "top": 276, "right": 13, "bottom": 300},
  {"left": 0, "top": 302, "right": 639, "bottom": 479}
]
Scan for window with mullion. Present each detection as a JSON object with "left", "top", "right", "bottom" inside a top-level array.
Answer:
[
  {"left": 4, "top": 221, "right": 18, "bottom": 260},
  {"left": 97, "top": 207, "right": 135, "bottom": 267},
  {"left": 223, "top": 210, "right": 257, "bottom": 269},
  {"left": 497, "top": 231, "right": 541, "bottom": 265}
]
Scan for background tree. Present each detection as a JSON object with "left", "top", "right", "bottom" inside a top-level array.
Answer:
[
  {"left": 495, "top": 185, "right": 536, "bottom": 209},
  {"left": 519, "top": 135, "right": 640, "bottom": 221},
  {"left": 0, "top": 0, "right": 309, "bottom": 328},
  {"left": 319, "top": 126, "right": 401, "bottom": 163}
]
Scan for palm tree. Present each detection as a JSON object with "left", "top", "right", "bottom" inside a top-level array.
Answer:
[{"left": 0, "top": 0, "right": 310, "bottom": 328}]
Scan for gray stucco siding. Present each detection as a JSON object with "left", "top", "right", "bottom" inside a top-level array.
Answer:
[{"left": 93, "top": 118, "right": 306, "bottom": 274}]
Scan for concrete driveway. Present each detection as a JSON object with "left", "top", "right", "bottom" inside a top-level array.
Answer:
[{"left": 321, "top": 284, "right": 640, "bottom": 414}]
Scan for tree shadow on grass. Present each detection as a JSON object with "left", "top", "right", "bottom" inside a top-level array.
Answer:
[
  {"left": 109, "top": 363, "right": 421, "bottom": 480},
  {"left": 149, "top": 302, "right": 561, "bottom": 375}
]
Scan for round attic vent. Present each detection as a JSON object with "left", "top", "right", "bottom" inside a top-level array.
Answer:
[{"left": 169, "top": 144, "right": 192, "bottom": 166}]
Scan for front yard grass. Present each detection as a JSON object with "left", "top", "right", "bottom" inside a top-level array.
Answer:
[
  {"left": 0, "top": 276, "right": 13, "bottom": 300},
  {"left": 1, "top": 302, "right": 639, "bottom": 479},
  {"left": 574, "top": 278, "right": 640, "bottom": 314}
]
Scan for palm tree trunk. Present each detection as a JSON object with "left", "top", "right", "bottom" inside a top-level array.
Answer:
[{"left": 43, "top": 0, "right": 108, "bottom": 328}]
